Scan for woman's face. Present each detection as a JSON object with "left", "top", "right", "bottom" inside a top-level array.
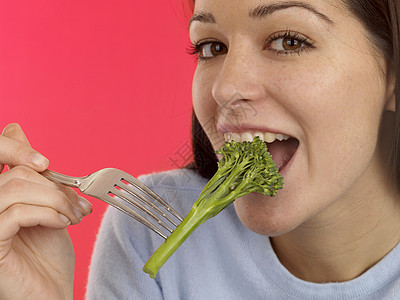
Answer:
[{"left": 190, "top": 0, "right": 394, "bottom": 235}]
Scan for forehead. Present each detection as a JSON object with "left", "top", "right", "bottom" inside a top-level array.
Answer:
[
  {"left": 189, "top": 0, "right": 366, "bottom": 45},
  {"left": 193, "top": 0, "right": 341, "bottom": 9},
  {"left": 192, "top": 0, "right": 345, "bottom": 22}
]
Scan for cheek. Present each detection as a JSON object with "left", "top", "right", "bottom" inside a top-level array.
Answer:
[
  {"left": 192, "top": 68, "right": 222, "bottom": 149},
  {"left": 192, "top": 68, "right": 210, "bottom": 118},
  {"left": 277, "top": 52, "right": 385, "bottom": 159},
  {"left": 305, "top": 60, "right": 384, "bottom": 152}
]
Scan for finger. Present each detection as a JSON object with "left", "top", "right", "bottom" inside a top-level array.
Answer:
[
  {"left": 0, "top": 204, "right": 71, "bottom": 242},
  {"left": 0, "top": 179, "right": 84, "bottom": 224},
  {"left": 58, "top": 184, "right": 93, "bottom": 215},
  {"left": 1, "top": 123, "right": 32, "bottom": 172},
  {"left": 0, "top": 166, "right": 92, "bottom": 216},
  {"left": 2, "top": 123, "right": 31, "bottom": 147},
  {"left": 0, "top": 165, "right": 61, "bottom": 189},
  {"left": 0, "top": 135, "right": 48, "bottom": 172}
]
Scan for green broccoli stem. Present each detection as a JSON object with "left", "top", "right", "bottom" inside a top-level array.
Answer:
[
  {"left": 142, "top": 166, "right": 245, "bottom": 278},
  {"left": 197, "top": 161, "right": 235, "bottom": 198},
  {"left": 142, "top": 197, "right": 209, "bottom": 279}
]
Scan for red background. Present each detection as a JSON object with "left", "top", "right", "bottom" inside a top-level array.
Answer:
[{"left": 0, "top": 1, "right": 195, "bottom": 298}]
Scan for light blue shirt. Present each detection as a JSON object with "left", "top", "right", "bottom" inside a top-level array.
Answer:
[{"left": 86, "top": 168, "right": 400, "bottom": 299}]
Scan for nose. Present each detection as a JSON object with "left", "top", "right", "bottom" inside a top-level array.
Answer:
[{"left": 211, "top": 44, "right": 267, "bottom": 111}]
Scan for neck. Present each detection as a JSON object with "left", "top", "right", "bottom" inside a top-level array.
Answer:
[
  {"left": 272, "top": 211, "right": 400, "bottom": 283},
  {"left": 271, "top": 159, "right": 400, "bottom": 283}
]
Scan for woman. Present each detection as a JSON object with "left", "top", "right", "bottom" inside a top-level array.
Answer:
[{"left": 1, "top": 0, "right": 400, "bottom": 299}]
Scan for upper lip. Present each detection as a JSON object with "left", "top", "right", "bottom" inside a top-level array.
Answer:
[{"left": 217, "top": 123, "right": 293, "bottom": 137}]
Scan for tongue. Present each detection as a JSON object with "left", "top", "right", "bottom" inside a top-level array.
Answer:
[{"left": 266, "top": 138, "right": 299, "bottom": 170}]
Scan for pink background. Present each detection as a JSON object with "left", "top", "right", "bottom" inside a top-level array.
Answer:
[{"left": 0, "top": 0, "right": 195, "bottom": 298}]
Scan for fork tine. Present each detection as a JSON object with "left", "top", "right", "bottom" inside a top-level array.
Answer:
[
  {"left": 41, "top": 168, "right": 182, "bottom": 239},
  {"left": 121, "top": 175, "right": 184, "bottom": 222},
  {"left": 111, "top": 188, "right": 174, "bottom": 233},
  {"left": 116, "top": 182, "right": 180, "bottom": 227},
  {"left": 102, "top": 194, "right": 169, "bottom": 239}
]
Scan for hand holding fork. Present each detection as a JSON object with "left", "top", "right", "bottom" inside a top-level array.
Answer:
[
  {"left": 0, "top": 123, "right": 183, "bottom": 299},
  {"left": 0, "top": 124, "right": 92, "bottom": 300}
]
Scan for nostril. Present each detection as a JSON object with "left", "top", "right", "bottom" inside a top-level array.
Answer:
[{"left": 231, "top": 98, "right": 250, "bottom": 107}]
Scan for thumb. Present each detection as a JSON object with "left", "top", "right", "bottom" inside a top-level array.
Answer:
[
  {"left": 2, "top": 123, "right": 31, "bottom": 146},
  {"left": 1, "top": 123, "right": 48, "bottom": 172}
]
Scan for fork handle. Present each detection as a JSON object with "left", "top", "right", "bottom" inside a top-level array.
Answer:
[{"left": 41, "top": 170, "right": 82, "bottom": 188}]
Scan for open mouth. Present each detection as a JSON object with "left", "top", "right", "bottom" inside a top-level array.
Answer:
[{"left": 224, "top": 131, "right": 299, "bottom": 171}]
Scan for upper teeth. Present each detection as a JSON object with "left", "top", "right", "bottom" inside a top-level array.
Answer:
[{"left": 224, "top": 131, "right": 290, "bottom": 143}]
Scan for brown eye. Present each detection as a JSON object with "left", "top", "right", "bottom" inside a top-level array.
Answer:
[
  {"left": 266, "top": 30, "right": 314, "bottom": 55},
  {"left": 269, "top": 37, "right": 303, "bottom": 52},
  {"left": 199, "top": 42, "right": 228, "bottom": 59},
  {"left": 282, "top": 38, "right": 301, "bottom": 50}
]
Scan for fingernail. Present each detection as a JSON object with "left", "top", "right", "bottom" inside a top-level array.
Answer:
[
  {"left": 72, "top": 206, "right": 83, "bottom": 221},
  {"left": 59, "top": 213, "right": 71, "bottom": 225},
  {"left": 31, "top": 153, "right": 49, "bottom": 168},
  {"left": 78, "top": 196, "right": 92, "bottom": 214}
]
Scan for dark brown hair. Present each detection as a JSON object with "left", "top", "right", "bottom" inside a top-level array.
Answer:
[{"left": 187, "top": 0, "right": 400, "bottom": 182}]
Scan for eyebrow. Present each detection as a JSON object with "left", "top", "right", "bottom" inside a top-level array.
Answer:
[
  {"left": 188, "top": 12, "right": 216, "bottom": 29},
  {"left": 249, "top": 1, "right": 334, "bottom": 25},
  {"left": 188, "top": 1, "right": 334, "bottom": 28}
]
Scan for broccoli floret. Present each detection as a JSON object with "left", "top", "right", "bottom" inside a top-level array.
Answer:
[{"left": 142, "top": 136, "right": 284, "bottom": 278}]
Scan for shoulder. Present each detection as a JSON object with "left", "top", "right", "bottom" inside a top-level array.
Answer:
[
  {"left": 138, "top": 168, "right": 208, "bottom": 192},
  {"left": 138, "top": 168, "right": 208, "bottom": 215}
]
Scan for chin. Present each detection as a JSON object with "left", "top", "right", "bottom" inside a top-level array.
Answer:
[{"left": 233, "top": 192, "right": 304, "bottom": 237}]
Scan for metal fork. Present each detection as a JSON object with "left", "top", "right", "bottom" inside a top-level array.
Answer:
[{"left": 41, "top": 168, "right": 183, "bottom": 239}]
